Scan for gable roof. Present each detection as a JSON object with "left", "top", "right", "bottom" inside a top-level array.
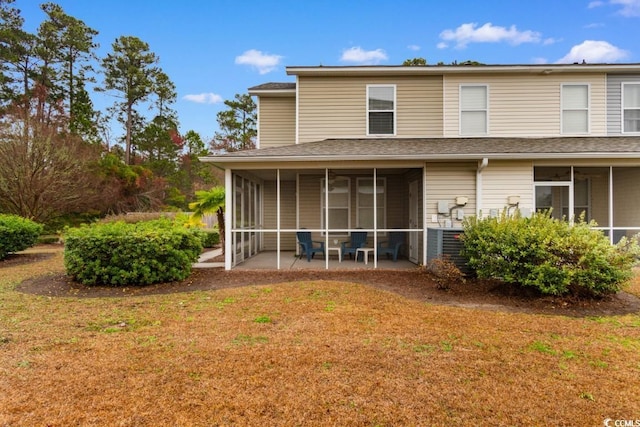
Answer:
[{"left": 203, "top": 137, "right": 640, "bottom": 164}]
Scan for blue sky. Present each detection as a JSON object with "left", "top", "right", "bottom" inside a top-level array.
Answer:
[{"left": 15, "top": 0, "right": 640, "bottom": 143}]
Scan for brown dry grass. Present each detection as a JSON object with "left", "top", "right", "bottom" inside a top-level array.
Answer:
[{"left": 1, "top": 247, "right": 639, "bottom": 426}]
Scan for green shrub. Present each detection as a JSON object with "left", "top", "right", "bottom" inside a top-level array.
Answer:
[
  {"left": 461, "top": 211, "right": 638, "bottom": 297},
  {"left": 0, "top": 214, "right": 44, "bottom": 260},
  {"left": 64, "top": 219, "right": 203, "bottom": 286},
  {"left": 197, "top": 229, "right": 220, "bottom": 248}
]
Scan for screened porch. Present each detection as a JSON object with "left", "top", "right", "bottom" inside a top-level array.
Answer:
[{"left": 225, "top": 167, "right": 425, "bottom": 270}]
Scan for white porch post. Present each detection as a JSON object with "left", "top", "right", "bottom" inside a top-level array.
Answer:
[
  {"left": 224, "top": 169, "right": 232, "bottom": 270},
  {"left": 325, "top": 168, "right": 329, "bottom": 270},
  {"left": 373, "top": 168, "right": 378, "bottom": 268},
  {"left": 609, "top": 166, "right": 614, "bottom": 243},
  {"left": 422, "top": 164, "right": 428, "bottom": 267},
  {"left": 277, "top": 168, "right": 281, "bottom": 270}
]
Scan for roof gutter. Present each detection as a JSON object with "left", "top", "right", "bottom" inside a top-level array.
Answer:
[{"left": 201, "top": 152, "right": 640, "bottom": 164}]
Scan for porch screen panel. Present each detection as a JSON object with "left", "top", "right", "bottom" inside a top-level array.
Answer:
[
  {"left": 357, "top": 178, "right": 386, "bottom": 229},
  {"left": 574, "top": 167, "right": 609, "bottom": 225},
  {"left": 322, "top": 177, "right": 350, "bottom": 231},
  {"left": 613, "top": 167, "right": 640, "bottom": 229}
]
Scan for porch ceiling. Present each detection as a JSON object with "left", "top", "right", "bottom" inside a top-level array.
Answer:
[{"left": 203, "top": 136, "right": 640, "bottom": 167}]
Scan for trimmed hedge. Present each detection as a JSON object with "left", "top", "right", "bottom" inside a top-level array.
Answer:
[
  {"left": 64, "top": 219, "right": 202, "bottom": 286},
  {"left": 0, "top": 214, "right": 44, "bottom": 260},
  {"left": 461, "top": 211, "right": 639, "bottom": 297}
]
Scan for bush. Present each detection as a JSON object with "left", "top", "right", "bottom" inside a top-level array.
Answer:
[
  {"left": 461, "top": 211, "right": 638, "bottom": 297},
  {"left": 197, "top": 229, "right": 220, "bottom": 248},
  {"left": 425, "top": 255, "right": 466, "bottom": 290},
  {"left": 0, "top": 214, "right": 43, "bottom": 260},
  {"left": 64, "top": 219, "right": 203, "bottom": 286}
]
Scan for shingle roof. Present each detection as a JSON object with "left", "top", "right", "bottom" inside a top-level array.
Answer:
[
  {"left": 203, "top": 137, "right": 640, "bottom": 164},
  {"left": 248, "top": 82, "right": 296, "bottom": 91}
]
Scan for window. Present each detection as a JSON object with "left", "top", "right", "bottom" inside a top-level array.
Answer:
[
  {"left": 623, "top": 83, "right": 640, "bottom": 133},
  {"left": 357, "top": 178, "right": 386, "bottom": 229},
  {"left": 321, "top": 177, "right": 350, "bottom": 232},
  {"left": 562, "top": 84, "right": 589, "bottom": 134},
  {"left": 367, "top": 85, "right": 395, "bottom": 135},
  {"left": 460, "top": 85, "right": 488, "bottom": 135}
]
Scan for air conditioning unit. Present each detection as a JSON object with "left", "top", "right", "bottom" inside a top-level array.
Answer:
[{"left": 426, "top": 228, "right": 471, "bottom": 275}]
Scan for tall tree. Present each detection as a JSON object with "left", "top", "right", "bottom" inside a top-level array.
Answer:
[
  {"left": 0, "top": 0, "right": 37, "bottom": 115},
  {"left": 211, "top": 93, "right": 256, "bottom": 152},
  {"left": 98, "top": 35, "right": 160, "bottom": 164},
  {"left": 39, "top": 2, "right": 99, "bottom": 138}
]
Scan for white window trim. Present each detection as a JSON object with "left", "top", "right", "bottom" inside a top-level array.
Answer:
[
  {"left": 561, "top": 83, "right": 590, "bottom": 135},
  {"left": 356, "top": 177, "right": 387, "bottom": 230},
  {"left": 321, "top": 177, "right": 351, "bottom": 235},
  {"left": 621, "top": 82, "right": 640, "bottom": 134},
  {"left": 459, "top": 84, "right": 489, "bottom": 136},
  {"left": 366, "top": 84, "right": 397, "bottom": 137}
]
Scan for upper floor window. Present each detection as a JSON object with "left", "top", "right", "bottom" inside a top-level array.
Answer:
[
  {"left": 562, "top": 84, "right": 589, "bottom": 134},
  {"left": 460, "top": 85, "right": 487, "bottom": 135},
  {"left": 623, "top": 83, "right": 640, "bottom": 133},
  {"left": 367, "top": 85, "right": 395, "bottom": 135}
]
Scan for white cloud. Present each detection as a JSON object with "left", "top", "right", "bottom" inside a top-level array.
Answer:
[
  {"left": 543, "top": 37, "right": 561, "bottom": 45},
  {"left": 340, "top": 47, "right": 388, "bottom": 65},
  {"left": 611, "top": 0, "right": 640, "bottom": 16},
  {"left": 439, "top": 22, "right": 541, "bottom": 49},
  {"left": 183, "top": 93, "right": 224, "bottom": 104},
  {"left": 556, "top": 40, "right": 629, "bottom": 63},
  {"left": 436, "top": 42, "right": 448, "bottom": 49},
  {"left": 532, "top": 57, "right": 549, "bottom": 64},
  {"left": 235, "top": 49, "right": 283, "bottom": 74},
  {"left": 588, "top": 0, "right": 640, "bottom": 16},
  {"left": 407, "top": 44, "right": 421, "bottom": 51},
  {"left": 584, "top": 22, "right": 605, "bottom": 28}
]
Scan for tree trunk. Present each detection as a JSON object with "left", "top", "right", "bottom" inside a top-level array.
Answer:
[{"left": 216, "top": 206, "right": 225, "bottom": 254}]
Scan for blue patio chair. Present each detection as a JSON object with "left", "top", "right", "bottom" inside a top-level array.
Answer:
[
  {"left": 377, "top": 231, "right": 405, "bottom": 262},
  {"left": 296, "top": 231, "right": 325, "bottom": 262},
  {"left": 341, "top": 231, "right": 368, "bottom": 260}
]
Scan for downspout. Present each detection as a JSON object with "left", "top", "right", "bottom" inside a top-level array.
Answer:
[{"left": 476, "top": 158, "right": 489, "bottom": 217}]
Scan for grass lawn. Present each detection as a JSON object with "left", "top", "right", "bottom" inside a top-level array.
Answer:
[{"left": 1, "top": 247, "right": 639, "bottom": 426}]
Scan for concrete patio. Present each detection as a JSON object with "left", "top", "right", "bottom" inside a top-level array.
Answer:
[{"left": 195, "top": 247, "right": 418, "bottom": 270}]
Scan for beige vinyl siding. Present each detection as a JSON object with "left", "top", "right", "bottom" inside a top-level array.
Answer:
[
  {"left": 480, "top": 160, "right": 533, "bottom": 215},
  {"left": 425, "top": 162, "right": 476, "bottom": 227},
  {"left": 262, "top": 180, "right": 297, "bottom": 250},
  {"left": 258, "top": 97, "right": 296, "bottom": 148},
  {"left": 444, "top": 74, "right": 607, "bottom": 137},
  {"left": 298, "top": 76, "right": 443, "bottom": 143}
]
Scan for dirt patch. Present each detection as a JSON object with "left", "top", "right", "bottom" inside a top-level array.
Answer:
[
  {"left": 17, "top": 267, "right": 640, "bottom": 317},
  {"left": 0, "top": 252, "right": 54, "bottom": 268}
]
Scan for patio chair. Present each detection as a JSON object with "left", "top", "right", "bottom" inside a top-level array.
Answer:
[
  {"left": 296, "top": 231, "right": 325, "bottom": 262},
  {"left": 377, "top": 231, "right": 405, "bottom": 262},
  {"left": 341, "top": 231, "right": 368, "bottom": 260}
]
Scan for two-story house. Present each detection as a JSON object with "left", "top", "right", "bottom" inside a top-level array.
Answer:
[{"left": 203, "top": 63, "right": 640, "bottom": 270}]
